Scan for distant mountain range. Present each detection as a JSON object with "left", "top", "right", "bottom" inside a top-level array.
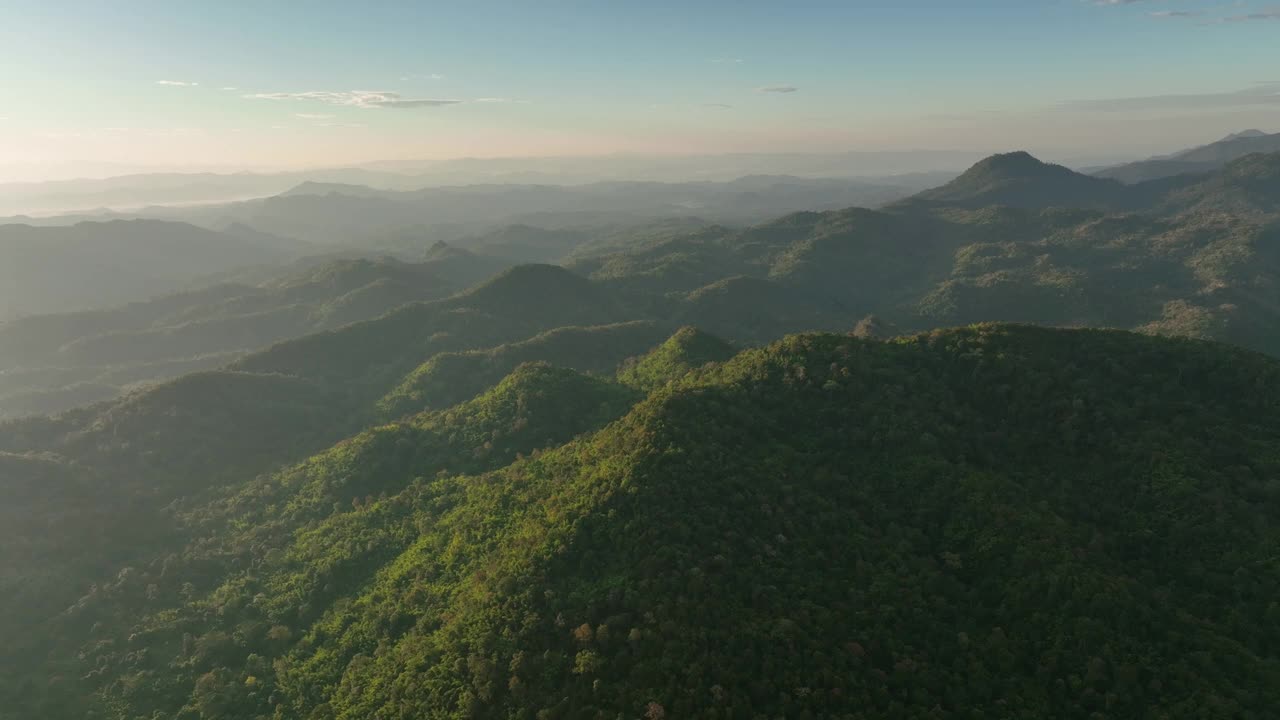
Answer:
[
  {"left": 0, "top": 219, "right": 308, "bottom": 320},
  {"left": 1, "top": 175, "right": 949, "bottom": 245},
  {"left": 1093, "top": 129, "right": 1280, "bottom": 183},
  {"left": 0, "top": 152, "right": 989, "bottom": 217},
  {"left": 5, "top": 143, "right": 1280, "bottom": 418}
]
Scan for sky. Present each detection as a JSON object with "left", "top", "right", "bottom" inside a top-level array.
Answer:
[{"left": 0, "top": 0, "right": 1277, "bottom": 181}]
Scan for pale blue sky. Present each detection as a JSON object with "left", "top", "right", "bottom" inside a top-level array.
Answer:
[{"left": 0, "top": 0, "right": 1277, "bottom": 179}]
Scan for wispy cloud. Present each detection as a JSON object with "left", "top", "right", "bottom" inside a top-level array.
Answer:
[
  {"left": 1148, "top": 10, "right": 1204, "bottom": 18},
  {"left": 221, "top": 86, "right": 238, "bottom": 91},
  {"left": 1218, "top": 7, "right": 1280, "bottom": 22},
  {"left": 757, "top": 85, "right": 798, "bottom": 93},
  {"left": 156, "top": 80, "right": 198, "bottom": 87},
  {"left": 703, "top": 103, "right": 734, "bottom": 109},
  {"left": 295, "top": 113, "right": 335, "bottom": 120},
  {"left": 245, "top": 90, "right": 463, "bottom": 109},
  {"left": 1062, "top": 81, "right": 1280, "bottom": 111},
  {"left": 400, "top": 73, "right": 446, "bottom": 80},
  {"left": 711, "top": 57, "right": 744, "bottom": 64}
]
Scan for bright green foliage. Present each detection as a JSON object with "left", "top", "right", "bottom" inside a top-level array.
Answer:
[
  {"left": 378, "top": 322, "right": 668, "bottom": 419},
  {"left": 2, "top": 363, "right": 639, "bottom": 720},
  {"left": 11, "top": 325, "right": 1280, "bottom": 719},
  {"left": 617, "top": 326, "right": 736, "bottom": 390}
]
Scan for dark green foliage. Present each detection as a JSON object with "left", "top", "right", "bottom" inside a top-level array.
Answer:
[
  {"left": 678, "top": 275, "right": 852, "bottom": 343},
  {"left": 899, "top": 152, "right": 1128, "bottom": 210}
]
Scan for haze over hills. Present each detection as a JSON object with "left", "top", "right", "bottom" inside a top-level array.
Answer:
[
  {"left": 0, "top": 174, "right": 947, "bottom": 245},
  {"left": 4, "top": 138, "right": 1280, "bottom": 718},
  {"left": 1093, "top": 129, "right": 1280, "bottom": 184},
  {"left": 4, "top": 143, "right": 1280, "bottom": 419},
  {"left": 0, "top": 220, "right": 308, "bottom": 320},
  {"left": 0, "top": 152, "right": 987, "bottom": 218}
]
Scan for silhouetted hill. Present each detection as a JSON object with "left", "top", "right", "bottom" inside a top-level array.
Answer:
[
  {"left": 443, "top": 263, "right": 633, "bottom": 327},
  {"left": 458, "top": 224, "right": 591, "bottom": 263},
  {"left": 900, "top": 152, "right": 1127, "bottom": 210},
  {"left": 679, "top": 275, "right": 851, "bottom": 342}
]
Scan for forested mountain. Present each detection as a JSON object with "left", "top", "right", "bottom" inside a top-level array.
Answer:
[
  {"left": 7, "top": 149, "right": 1280, "bottom": 419},
  {"left": 5, "top": 324, "right": 1280, "bottom": 719},
  {"left": 4, "top": 145, "right": 1280, "bottom": 718},
  {"left": 899, "top": 152, "right": 1128, "bottom": 210}
]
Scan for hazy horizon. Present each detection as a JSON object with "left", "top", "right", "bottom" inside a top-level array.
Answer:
[{"left": 3, "top": 0, "right": 1278, "bottom": 184}]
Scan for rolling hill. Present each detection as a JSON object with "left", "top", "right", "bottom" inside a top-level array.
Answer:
[
  {"left": 0, "top": 252, "right": 513, "bottom": 419},
  {"left": 6, "top": 325, "right": 1280, "bottom": 718}
]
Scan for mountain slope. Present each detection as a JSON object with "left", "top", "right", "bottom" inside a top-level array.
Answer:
[
  {"left": 378, "top": 321, "right": 671, "bottom": 419},
  {"left": 22, "top": 324, "right": 1280, "bottom": 719},
  {"left": 0, "top": 256, "right": 482, "bottom": 419},
  {"left": 900, "top": 152, "right": 1127, "bottom": 210},
  {"left": 616, "top": 325, "right": 736, "bottom": 390}
]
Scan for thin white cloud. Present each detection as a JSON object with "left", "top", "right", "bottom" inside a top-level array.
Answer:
[
  {"left": 1149, "top": 10, "right": 1203, "bottom": 18},
  {"left": 246, "top": 90, "right": 463, "bottom": 109},
  {"left": 712, "top": 58, "right": 744, "bottom": 64},
  {"left": 1219, "top": 7, "right": 1280, "bottom": 22},
  {"left": 703, "top": 103, "right": 734, "bottom": 109},
  {"left": 295, "top": 113, "right": 336, "bottom": 120},
  {"left": 758, "top": 85, "right": 798, "bottom": 93},
  {"left": 221, "top": 86, "right": 239, "bottom": 91},
  {"left": 156, "top": 80, "right": 198, "bottom": 87}
]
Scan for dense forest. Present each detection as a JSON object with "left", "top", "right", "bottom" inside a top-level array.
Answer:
[
  {"left": 3, "top": 148, "right": 1280, "bottom": 718},
  {"left": 4, "top": 324, "right": 1280, "bottom": 719}
]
